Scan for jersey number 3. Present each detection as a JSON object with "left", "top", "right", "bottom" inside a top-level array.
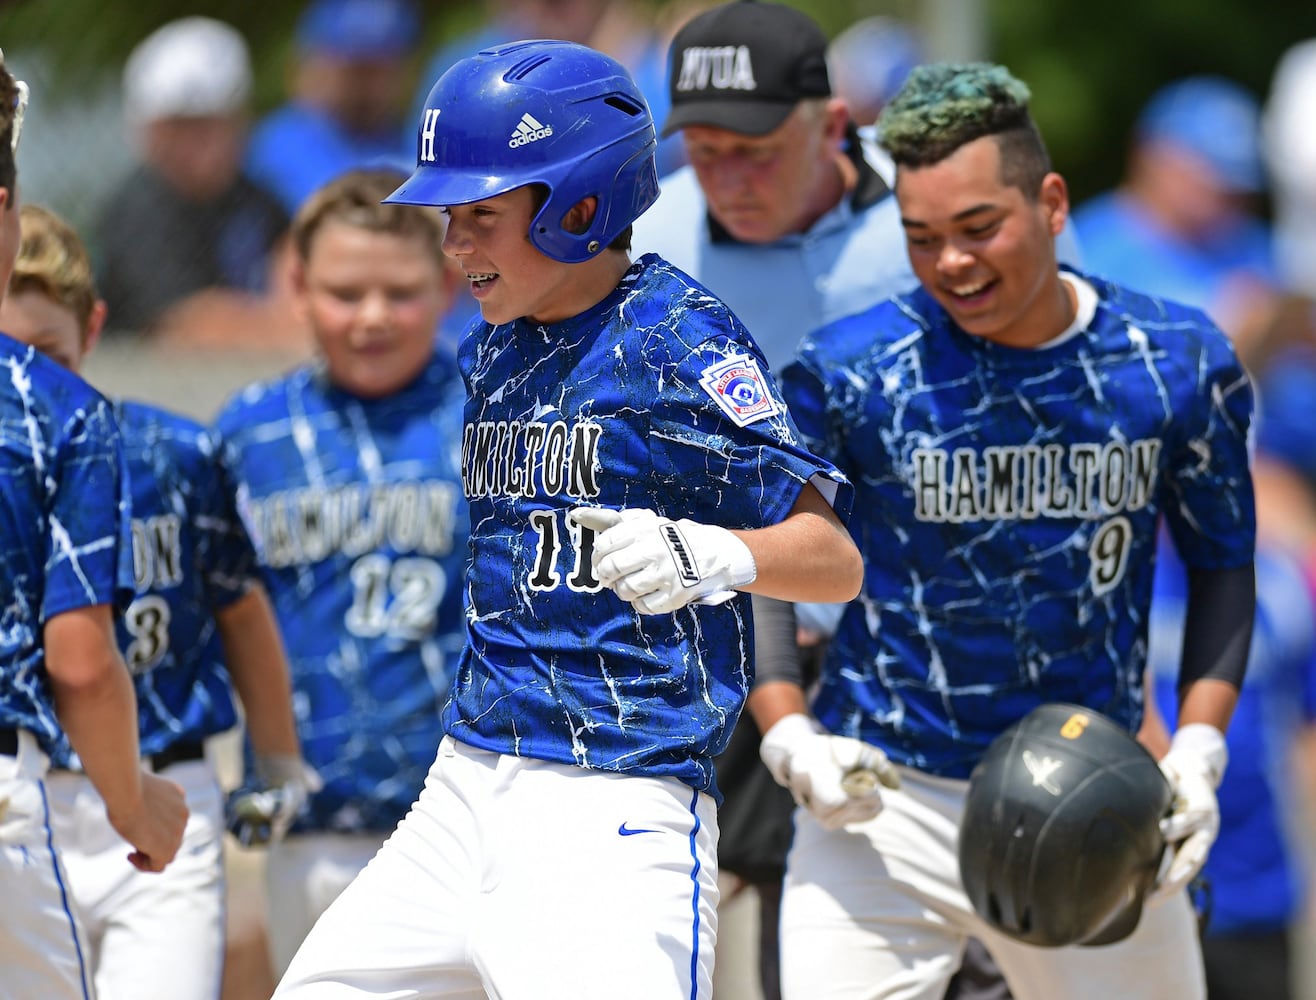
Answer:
[{"left": 123, "top": 595, "right": 171, "bottom": 674}]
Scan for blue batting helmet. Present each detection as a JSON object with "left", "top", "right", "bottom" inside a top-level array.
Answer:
[{"left": 385, "top": 40, "right": 659, "bottom": 263}]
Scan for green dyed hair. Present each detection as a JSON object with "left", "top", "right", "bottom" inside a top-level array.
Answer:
[{"left": 877, "top": 62, "right": 1052, "bottom": 196}]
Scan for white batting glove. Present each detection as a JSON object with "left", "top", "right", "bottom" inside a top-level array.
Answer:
[
  {"left": 759, "top": 713, "right": 901, "bottom": 831},
  {"left": 1149, "top": 723, "right": 1227, "bottom": 903},
  {"left": 568, "top": 507, "right": 757, "bottom": 615},
  {"left": 226, "top": 754, "right": 322, "bottom": 848}
]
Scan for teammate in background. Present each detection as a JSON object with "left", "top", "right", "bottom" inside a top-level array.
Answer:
[
  {"left": 273, "top": 40, "right": 862, "bottom": 999},
  {"left": 0, "top": 202, "right": 310, "bottom": 1000},
  {"left": 245, "top": 0, "right": 420, "bottom": 217},
  {"left": 0, "top": 53, "right": 188, "bottom": 1000},
  {"left": 766, "top": 62, "right": 1255, "bottom": 999},
  {"left": 214, "top": 167, "right": 471, "bottom": 977}
]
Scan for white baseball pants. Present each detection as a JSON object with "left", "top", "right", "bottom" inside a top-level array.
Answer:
[
  {"left": 44, "top": 757, "right": 225, "bottom": 1000},
  {"left": 264, "top": 830, "right": 388, "bottom": 977},
  {"left": 275, "top": 735, "right": 721, "bottom": 999},
  {"left": 0, "top": 729, "right": 96, "bottom": 1000}
]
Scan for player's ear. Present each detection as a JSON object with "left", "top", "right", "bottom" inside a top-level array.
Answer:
[
  {"left": 822, "top": 97, "right": 850, "bottom": 146},
  {"left": 561, "top": 197, "right": 598, "bottom": 237},
  {"left": 1039, "top": 172, "right": 1069, "bottom": 237},
  {"left": 83, "top": 299, "right": 107, "bottom": 357}
]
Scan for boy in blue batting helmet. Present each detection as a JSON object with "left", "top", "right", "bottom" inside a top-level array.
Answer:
[{"left": 273, "top": 39, "right": 863, "bottom": 1000}]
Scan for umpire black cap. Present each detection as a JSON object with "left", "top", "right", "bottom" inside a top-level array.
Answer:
[
  {"left": 958, "top": 703, "right": 1171, "bottom": 948},
  {"left": 661, "top": 1, "right": 832, "bottom": 138}
]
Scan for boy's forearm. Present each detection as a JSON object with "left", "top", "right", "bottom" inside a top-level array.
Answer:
[
  {"left": 738, "top": 484, "right": 862, "bottom": 603},
  {"left": 216, "top": 586, "right": 300, "bottom": 757},
  {"left": 47, "top": 610, "right": 145, "bottom": 822}
]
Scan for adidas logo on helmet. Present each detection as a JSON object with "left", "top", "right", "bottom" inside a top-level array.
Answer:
[{"left": 509, "top": 112, "right": 554, "bottom": 148}]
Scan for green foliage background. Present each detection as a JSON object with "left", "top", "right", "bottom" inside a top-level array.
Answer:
[{"left": 0, "top": 0, "right": 1311, "bottom": 206}]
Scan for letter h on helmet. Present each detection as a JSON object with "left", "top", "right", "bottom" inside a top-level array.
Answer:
[{"left": 386, "top": 40, "right": 660, "bottom": 264}]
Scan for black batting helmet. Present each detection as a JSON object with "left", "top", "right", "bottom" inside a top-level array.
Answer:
[{"left": 958, "top": 702, "right": 1171, "bottom": 948}]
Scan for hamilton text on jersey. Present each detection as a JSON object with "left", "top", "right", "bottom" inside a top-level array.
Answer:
[
  {"left": 911, "top": 438, "right": 1162, "bottom": 523},
  {"left": 240, "top": 481, "right": 462, "bottom": 569},
  {"left": 461, "top": 419, "right": 602, "bottom": 500}
]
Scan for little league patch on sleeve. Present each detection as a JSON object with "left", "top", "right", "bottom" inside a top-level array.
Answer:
[{"left": 698, "top": 354, "right": 781, "bottom": 427}]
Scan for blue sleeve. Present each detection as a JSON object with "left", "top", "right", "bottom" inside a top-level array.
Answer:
[
  {"left": 780, "top": 341, "right": 853, "bottom": 473},
  {"left": 651, "top": 338, "right": 852, "bottom": 528},
  {"left": 1161, "top": 325, "right": 1256, "bottom": 570},
  {"left": 43, "top": 398, "right": 134, "bottom": 619}
]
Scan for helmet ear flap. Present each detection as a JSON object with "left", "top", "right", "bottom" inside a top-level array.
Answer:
[
  {"left": 959, "top": 703, "right": 1171, "bottom": 948},
  {"left": 524, "top": 95, "right": 660, "bottom": 263}
]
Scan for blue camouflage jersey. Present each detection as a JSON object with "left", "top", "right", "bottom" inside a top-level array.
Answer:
[
  {"left": 49, "top": 401, "right": 257, "bottom": 768},
  {"left": 782, "top": 270, "right": 1255, "bottom": 778},
  {"left": 449, "top": 254, "right": 853, "bottom": 796},
  {"left": 0, "top": 334, "right": 134, "bottom": 759},
  {"left": 214, "top": 348, "right": 469, "bottom": 832}
]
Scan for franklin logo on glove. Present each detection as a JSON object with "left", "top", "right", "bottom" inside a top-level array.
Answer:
[{"left": 661, "top": 523, "right": 702, "bottom": 587}]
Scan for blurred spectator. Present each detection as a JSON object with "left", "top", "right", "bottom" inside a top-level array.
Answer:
[
  {"left": 1075, "top": 72, "right": 1316, "bottom": 523},
  {"left": 1245, "top": 45, "right": 1316, "bottom": 504},
  {"left": 826, "top": 15, "right": 924, "bottom": 127},
  {"left": 3, "top": 50, "right": 135, "bottom": 247},
  {"left": 96, "top": 17, "right": 289, "bottom": 337},
  {"left": 246, "top": 0, "right": 420, "bottom": 216},
  {"left": 1264, "top": 40, "right": 1316, "bottom": 299},
  {"left": 1072, "top": 75, "right": 1280, "bottom": 342},
  {"left": 411, "top": 0, "right": 680, "bottom": 174}
]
